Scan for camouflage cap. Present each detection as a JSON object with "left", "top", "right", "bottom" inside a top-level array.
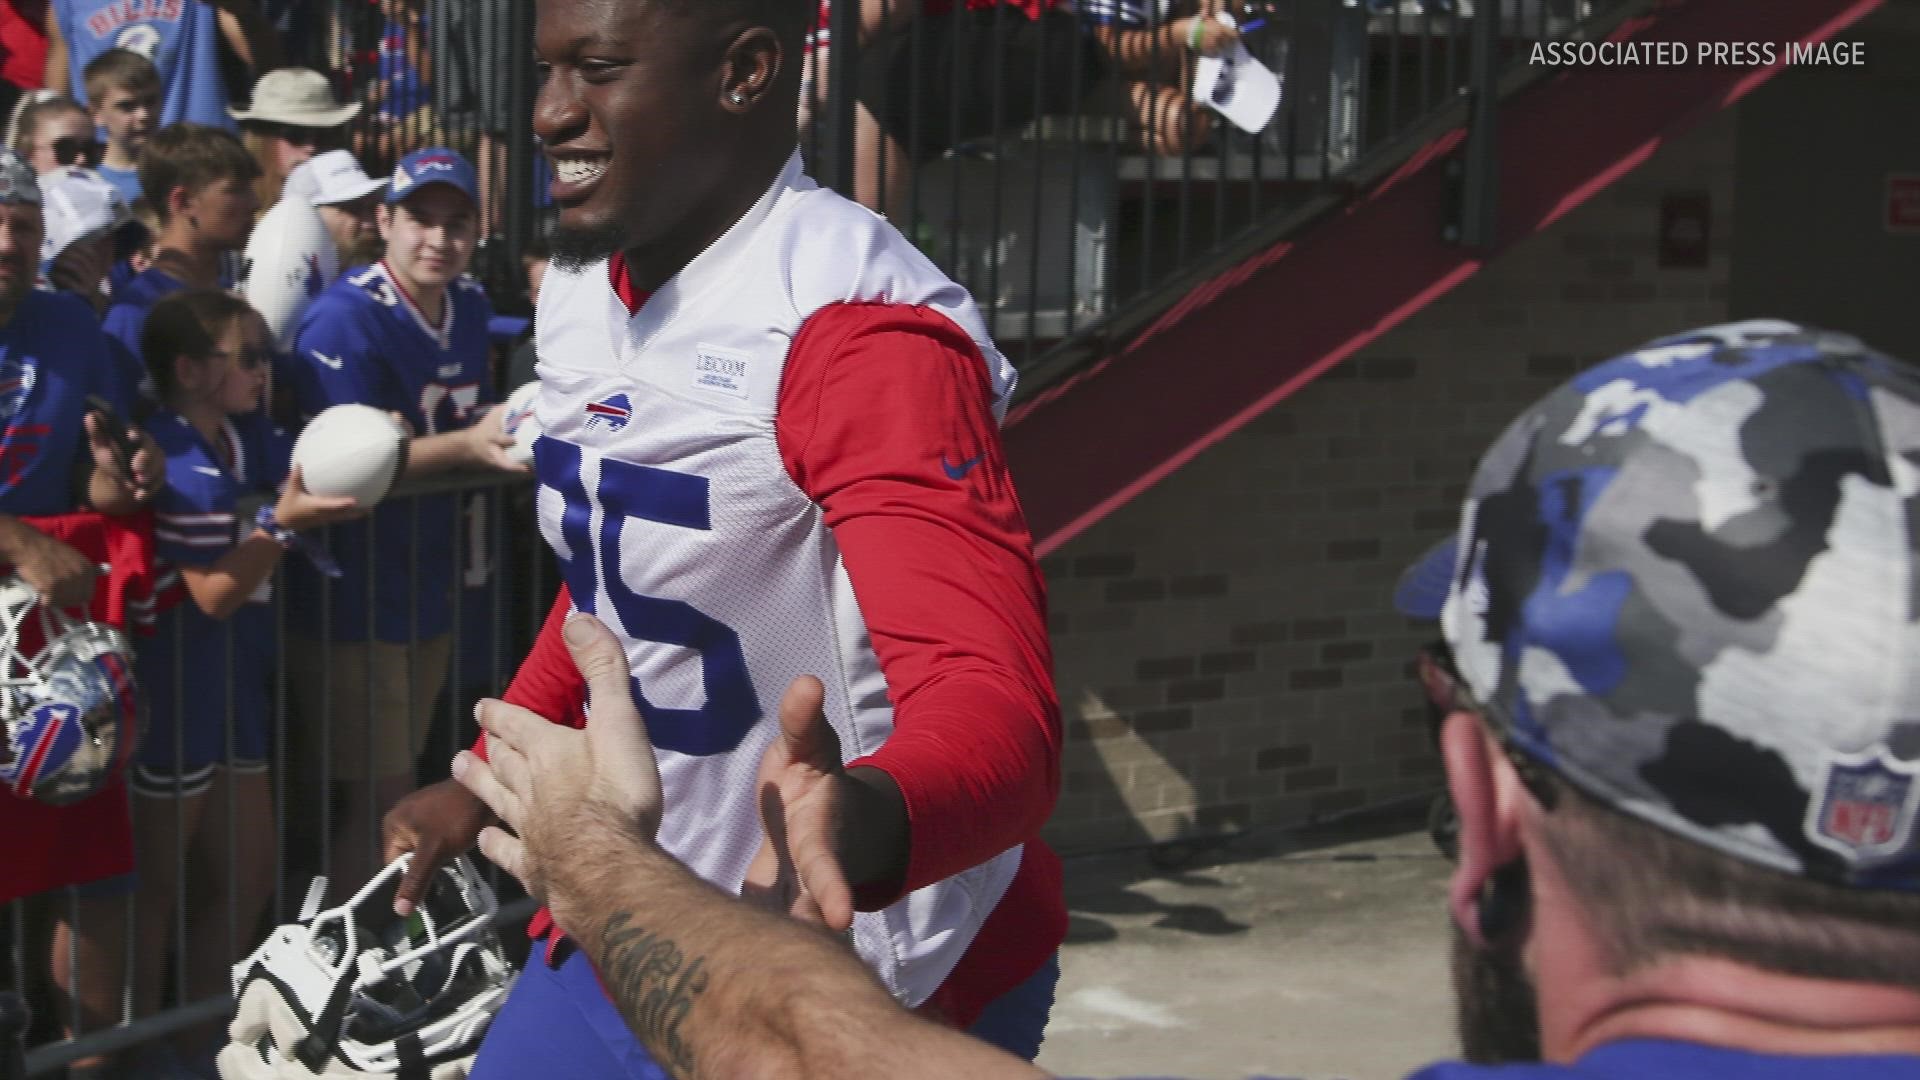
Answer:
[{"left": 1440, "top": 320, "right": 1920, "bottom": 892}]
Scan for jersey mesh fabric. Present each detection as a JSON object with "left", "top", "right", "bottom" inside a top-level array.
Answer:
[{"left": 491, "top": 152, "right": 1061, "bottom": 1024}]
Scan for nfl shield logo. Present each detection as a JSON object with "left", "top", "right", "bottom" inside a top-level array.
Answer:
[{"left": 1806, "top": 747, "right": 1920, "bottom": 863}]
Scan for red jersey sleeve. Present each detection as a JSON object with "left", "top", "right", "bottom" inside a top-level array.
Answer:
[
  {"left": 778, "top": 302, "right": 1060, "bottom": 906},
  {"left": 474, "top": 585, "right": 587, "bottom": 764}
]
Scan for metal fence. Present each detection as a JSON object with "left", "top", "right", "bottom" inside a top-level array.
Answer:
[
  {"left": 6, "top": 471, "right": 550, "bottom": 1077},
  {"left": 269, "top": 0, "right": 1622, "bottom": 371},
  {"left": 2, "top": 0, "right": 1636, "bottom": 1071}
]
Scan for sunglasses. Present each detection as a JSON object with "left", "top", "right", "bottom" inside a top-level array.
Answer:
[
  {"left": 255, "top": 122, "right": 324, "bottom": 147},
  {"left": 51, "top": 135, "right": 103, "bottom": 168},
  {"left": 1415, "top": 641, "right": 1560, "bottom": 811}
]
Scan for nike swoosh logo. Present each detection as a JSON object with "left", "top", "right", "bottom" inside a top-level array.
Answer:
[
  {"left": 942, "top": 454, "right": 984, "bottom": 481},
  {"left": 192, "top": 466, "right": 221, "bottom": 477},
  {"left": 310, "top": 350, "right": 345, "bottom": 371}
]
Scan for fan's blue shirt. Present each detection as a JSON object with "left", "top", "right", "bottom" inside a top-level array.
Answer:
[
  {"left": 54, "top": 0, "right": 231, "bottom": 130},
  {"left": 139, "top": 411, "right": 291, "bottom": 751},
  {"left": 287, "top": 262, "right": 495, "bottom": 643},
  {"left": 0, "top": 289, "right": 129, "bottom": 516},
  {"left": 102, "top": 265, "right": 189, "bottom": 406}
]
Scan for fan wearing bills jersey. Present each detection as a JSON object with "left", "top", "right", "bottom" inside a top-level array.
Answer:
[
  {"left": 44, "top": 0, "right": 280, "bottom": 131},
  {"left": 287, "top": 147, "right": 525, "bottom": 894},
  {"left": 378, "top": 1, "right": 1066, "bottom": 1076},
  {"left": 0, "top": 151, "right": 166, "bottom": 1078}
]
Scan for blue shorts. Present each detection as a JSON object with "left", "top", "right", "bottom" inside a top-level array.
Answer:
[
  {"left": 132, "top": 699, "right": 270, "bottom": 799},
  {"left": 469, "top": 938, "right": 1057, "bottom": 1078}
]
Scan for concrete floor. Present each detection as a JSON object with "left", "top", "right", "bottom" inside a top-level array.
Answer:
[{"left": 1037, "top": 822, "right": 1459, "bottom": 1080}]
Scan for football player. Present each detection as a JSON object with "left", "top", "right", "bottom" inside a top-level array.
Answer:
[
  {"left": 286, "top": 147, "right": 524, "bottom": 893},
  {"left": 382, "top": 2, "right": 1067, "bottom": 1076}
]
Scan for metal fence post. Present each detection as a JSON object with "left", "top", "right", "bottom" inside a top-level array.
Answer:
[
  {"left": 824, "top": 0, "right": 861, "bottom": 196},
  {"left": 0, "top": 992, "right": 26, "bottom": 1080}
]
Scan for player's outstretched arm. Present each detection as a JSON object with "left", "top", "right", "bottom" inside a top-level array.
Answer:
[{"left": 455, "top": 615, "right": 1048, "bottom": 1080}]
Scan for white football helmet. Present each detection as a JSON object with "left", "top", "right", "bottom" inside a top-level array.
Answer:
[
  {"left": 219, "top": 856, "right": 516, "bottom": 1080},
  {"left": 0, "top": 574, "right": 138, "bottom": 805}
]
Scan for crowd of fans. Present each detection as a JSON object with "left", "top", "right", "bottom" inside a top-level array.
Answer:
[{"left": 0, "top": 5, "right": 542, "bottom": 1078}]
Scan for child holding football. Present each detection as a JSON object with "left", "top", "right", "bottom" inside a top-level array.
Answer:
[{"left": 127, "top": 289, "right": 361, "bottom": 1072}]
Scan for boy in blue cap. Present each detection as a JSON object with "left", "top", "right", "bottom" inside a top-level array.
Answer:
[{"left": 286, "top": 147, "right": 524, "bottom": 889}]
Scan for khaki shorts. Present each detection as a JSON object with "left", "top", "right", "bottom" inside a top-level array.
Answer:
[{"left": 286, "top": 636, "right": 452, "bottom": 782}]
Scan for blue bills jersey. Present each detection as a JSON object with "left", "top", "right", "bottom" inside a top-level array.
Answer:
[
  {"left": 54, "top": 0, "right": 231, "bottom": 130},
  {"left": 0, "top": 289, "right": 129, "bottom": 516},
  {"left": 287, "top": 262, "right": 495, "bottom": 643},
  {"left": 137, "top": 412, "right": 292, "bottom": 780}
]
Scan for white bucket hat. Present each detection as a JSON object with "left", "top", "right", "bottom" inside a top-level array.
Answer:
[{"left": 229, "top": 68, "right": 361, "bottom": 128}]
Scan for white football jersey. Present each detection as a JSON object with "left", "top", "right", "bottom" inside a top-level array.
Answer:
[{"left": 533, "top": 152, "right": 1022, "bottom": 1007}]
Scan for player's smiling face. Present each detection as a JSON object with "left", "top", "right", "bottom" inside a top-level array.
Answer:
[{"left": 532, "top": 0, "right": 752, "bottom": 271}]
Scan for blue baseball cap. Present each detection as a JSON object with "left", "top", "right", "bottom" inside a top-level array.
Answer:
[{"left": 386, "top": 148, "right": 479, "bottom": 207}]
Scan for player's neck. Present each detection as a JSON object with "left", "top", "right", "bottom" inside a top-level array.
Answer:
[
  {"left": 619, "top": 147, "right": 790, "bottom": 294},
  {"left": 149, "top": 239, "right": 224, "bottom": 290}
]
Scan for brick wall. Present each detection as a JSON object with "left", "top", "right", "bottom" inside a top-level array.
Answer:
[{"left": 1039, "top": 106, "right": 1740, "bottom": 855}]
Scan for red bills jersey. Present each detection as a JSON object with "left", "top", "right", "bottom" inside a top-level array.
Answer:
[{"left": 0, "top": 511, "right": 169, "bottom": 903}]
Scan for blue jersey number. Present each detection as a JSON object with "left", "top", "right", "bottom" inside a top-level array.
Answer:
[{"left": 535, "top": 437, "right": 760, "bottom": 756}]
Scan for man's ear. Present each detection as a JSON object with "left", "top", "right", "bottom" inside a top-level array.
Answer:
[
  {"left": 720, "top": 26, "right": 783, "bottom": 111},
  {"left": 1440, "top": 710, "right": 1528, "bottom": 948}
]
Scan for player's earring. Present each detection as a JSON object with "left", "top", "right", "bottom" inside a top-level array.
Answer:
[
  {"left": 729, "top": 90, "right": 747, "bottom": 107},
  {"left": 1476, "top": 859, "right": 1530, "bottom": 944}
]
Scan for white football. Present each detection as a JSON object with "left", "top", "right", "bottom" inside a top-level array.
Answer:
[
  {"left": 501, "top": 381, "right": 542, "bottom": 466},
  {"left": 291, "top": 405, "right": 408, "bottom": 509}
]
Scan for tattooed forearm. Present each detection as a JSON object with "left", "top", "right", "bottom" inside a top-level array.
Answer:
[{"left": 600, "top": 911, "right": 711, "bottom": 1076}]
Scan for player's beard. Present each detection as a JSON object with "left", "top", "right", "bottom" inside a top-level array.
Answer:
[
  {"left": 550, "top": 219, "right": 628, "bottom": 273},
  {"left": 1451, "top": 922, "right": 1542, "bottom": 1064}
]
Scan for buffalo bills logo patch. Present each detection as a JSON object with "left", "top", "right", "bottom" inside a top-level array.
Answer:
[
  {"left": 585, "top": 394, "right": 632, "bottom": 433},
  {"left": 0, "top": 356, "right": 36, "bottom": 420},
  {"left": 1806, "top": 747, "right": 1920, "bottom": 863},
  {"left": 2, "top": 703, "right": 82, "bottom": 797}
]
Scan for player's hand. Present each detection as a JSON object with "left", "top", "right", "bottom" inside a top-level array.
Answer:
[
  {"left": 382, "top": 778, "right": 495, "bottom": 917},
  {"left": 6, "top": 528, "right": 99, "bottom": 609},
  {"left": 739, "top": 676, "right": 856, "bottom": 933},
  {"left": 273, "top": 465, "right": 365, "bottom": 532},
  {"left": 462, "top": 407, "right": 526, "bottom": 474},
  {"left": 1183, "top": 15, "right": 1240, "bottom": 57},
  {"left": 85, "top": 414, "right": 164, "bottom": 504},
  {"left": 452, "top": 615, "right": 665, "bottom": 930}
]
